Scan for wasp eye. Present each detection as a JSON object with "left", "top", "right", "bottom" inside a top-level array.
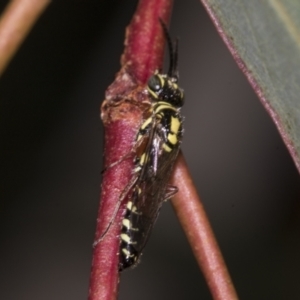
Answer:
[{"left": 148, "top": 75, "right": 162, "bottom": 92}]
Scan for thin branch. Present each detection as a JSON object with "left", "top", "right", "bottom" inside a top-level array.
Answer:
[
  {"left": 88, "top": 1, "right": 173, "bottom": 299},
  {"left": 171, "top": 153, "right": 239, "bottom": 300},
  {"left": 89, "top": 0, "right": 238, "bottom": 299},
  {"left": 0, "top": 0, "right": 50, "bottom": 77}
]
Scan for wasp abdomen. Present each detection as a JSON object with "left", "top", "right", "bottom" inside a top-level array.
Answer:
[{"left": 119, "top": 200, "right": 140, "bottom": 271}]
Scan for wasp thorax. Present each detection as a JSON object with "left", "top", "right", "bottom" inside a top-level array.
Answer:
[{"left": 147, "top": 73, "right": 184, "bottom": 108}]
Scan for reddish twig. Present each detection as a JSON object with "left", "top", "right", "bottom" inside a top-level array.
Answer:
[
  {"left": 88, "top": 1, "right": 173, "bottom": 299},
  {"left": 0, "top": 0, "right": 50, "bottom": 77},
  {"left": 171, "top": 153, "right": 239, "bottom": 300},
  {"left": 89, "top": 0, "right": 238, "bottom": 299}
]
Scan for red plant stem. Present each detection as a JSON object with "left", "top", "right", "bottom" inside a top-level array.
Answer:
[
  {"left": 171, "top": 153, "right": 239, "bottom": 300},
  {"left": 121, "top": 0, "right": 173, "bottom": 83},
  {"left": 0, "top": 0, "right": 50, "bottom": 76},
  {"left": 89, "top": 109, "right": 141, "bottom": 300},
  {"left": 90, "top": 1, "right": 238, "bottom": 299},
  {"left": 89, "top": 1, "right": 173, "bottom": 299}
]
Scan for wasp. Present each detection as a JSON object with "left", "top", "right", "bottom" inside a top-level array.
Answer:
[
  {"left": 95, "top": 20, "right": 185, "bottom": 271},
  {"left": 118, "top": 21, "right": 185, "bottom": 271}
]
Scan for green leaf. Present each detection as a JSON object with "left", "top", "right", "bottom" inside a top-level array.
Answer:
[{"left": 202, "top": 0, "right": 300, "bottom": 172}]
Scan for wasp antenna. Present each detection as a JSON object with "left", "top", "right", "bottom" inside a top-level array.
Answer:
[
  {"left": 173, "top": 37, "right": 179, "bottom": 80},
  {"left": 93, "top": 201, "right": 121, "bottom": 247},
  {"left": 159, "top": 18, "right": 174, "bottom": 77}
]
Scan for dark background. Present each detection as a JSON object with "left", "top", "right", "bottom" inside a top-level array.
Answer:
[{"left": 1, "top": 1, "right": 300, "bottom": 299}]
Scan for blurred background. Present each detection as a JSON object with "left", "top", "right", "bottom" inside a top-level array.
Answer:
[{"left": 1, "top": 1, "right": 300, "bottom": 299}]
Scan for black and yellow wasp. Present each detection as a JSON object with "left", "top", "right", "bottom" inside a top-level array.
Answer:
[
  {"left": 94, "top": 21, "right": 185, "bottom": 271},
  {"left": 118, "top": 21, "right": 185, "bottom": 271}
]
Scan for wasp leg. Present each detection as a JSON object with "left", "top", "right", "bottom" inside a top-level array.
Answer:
[
  {"left": 101, "top": 124, "right": 152, "bottom": 174},
  {"left": 163, "top": 185, "right": 178, "bottom": 201},
  {"left": 93, "top": 175, "right": 139, "bottom": 247},
  {"left": 101, "top": 141, "right": 143, "bottom": 174},
  {"left": 101, "top": 151, "right": 134, "bottom": 174}
]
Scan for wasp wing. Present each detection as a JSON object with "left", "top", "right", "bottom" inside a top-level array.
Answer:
[{"left": 129, "top": 112, "right": 183, "bottom": 256}]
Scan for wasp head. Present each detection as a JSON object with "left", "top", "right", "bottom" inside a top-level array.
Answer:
[{"left": 147, "top": 72, "right": 184, "bottom": 107}]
